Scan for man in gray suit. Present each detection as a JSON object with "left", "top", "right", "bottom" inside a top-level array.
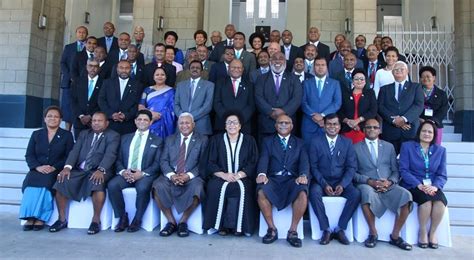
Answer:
[
  {"left": 152, "top": 113, "right": 208, "bottom": 237},
  {"left": 50, "top": 111, "right": 120, "bottom": 235},
  {"left": 354, "top": 118, "right": 413, "bottom": 250},
  {"left": 174, "top": 60, "right": 215, "bottom": 136},
  {"left": 233, "top": 32, "right": 256, "bottom": 80},
  {"left": 108, "top": 110, "right": 163, "bottom": 233}
]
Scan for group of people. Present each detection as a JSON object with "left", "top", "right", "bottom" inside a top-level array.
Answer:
[{"left": 19, "top": 22, "right": 449, "bottom": 250}]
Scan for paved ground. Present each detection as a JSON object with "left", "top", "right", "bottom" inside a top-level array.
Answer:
[{"left": 1, "top": 212, "right": 473, "bottom": 259}]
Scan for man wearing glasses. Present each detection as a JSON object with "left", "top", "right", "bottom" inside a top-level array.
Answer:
[{"left": 353, "top": 118, "right": 413, "bottom": 250}]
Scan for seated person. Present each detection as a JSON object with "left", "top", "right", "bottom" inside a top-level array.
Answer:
[
  {"left": 108, "top": 110, "right": 163, "bottom": 233},
  {"left": 50, "top": 111, "right": 120, "bottom": 234},
  {"left": 354, "top": 118, "right": 413, "bottom": 250},
  {"left": 152, "top": 113, "right": 208, "bottom": 237},
  {"left": 256, "top": 115, "right": 309, "bottom": 248},
  {"left": 308, "top": 113, "right": 361, "bottom": 245}
]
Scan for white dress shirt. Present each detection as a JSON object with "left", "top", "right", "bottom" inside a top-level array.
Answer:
[
  {"left": 166, "top": 133, "right": 195, "bottom": 180},
  {"left": 365, "top": 138, "right": 379, "bottom": 159},
  {"left": 119, "top": 78, "right": 129, "bottom": 99}
]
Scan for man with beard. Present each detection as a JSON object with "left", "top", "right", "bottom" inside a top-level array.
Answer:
[
  {"left": 328, "top": 40, "right": 364, "bottom": 77},
  {"left": 254, "top": 52, "right": 302, "bottom": 142},
  {"left": 280, "top": 30, "right": 303, "bottom": 73},
  {"left": 98, "top": 60, "right": 142, "bottom": 135},
  {"left": 144, "top": 43, "right": 177, "bottom": 87}
]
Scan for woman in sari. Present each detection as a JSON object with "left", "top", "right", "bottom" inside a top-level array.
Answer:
[{"left": 139, "top": 67, "right": 176, "bottom": 138}]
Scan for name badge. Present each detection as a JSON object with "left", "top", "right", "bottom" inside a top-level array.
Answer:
[
  {"left": 423, "top": 178, "right": 432, "bottom": 186},
  {"left": 424, "top": 108, "right": 434, "bottom": 117}
]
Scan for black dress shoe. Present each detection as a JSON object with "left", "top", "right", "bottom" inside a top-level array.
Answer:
[
  {"left": 428, "top": 242, "right": 439, "bottom": 249},
  {"left": 364, "top": 234, "right": 378, "bottom": 248},
  {"left": 127, "top": 218, "right": 141, "bottom": 233},
  {"left": 115, "top": 213, "right": 129, "bottom": 232},
  {"left": 177, "top": 222, "right": 189, "bottom": 237},
  {"left": 87, "top": 222, "right": 100, "bottom": 235},
  {"left": 334, "top": 230, "right": 350, "bottom": 245},
  {"left": 23, "top": 224, "right": 34, "bottom": 231},
  {"left": 159, "top": 222, "right": 177, "bottom": 237},
  {"left": 218, "top": 228, "right": 229, "bottom": 236},
  {"left": 262, "top": 228, "right": 278, "bottom": 244},
  {"left": 233, "top": 231, "right": 244, "bottom": 237},
  {"left": 319, "top": 230, "right": 332, "bottom": 245},
  {"left": 418, "top": 242, "right": 428, "bottom": 249},
  {"left": 49, "top": 220, "right": 68, "bottom": 232},
  {"left": 389, "top": 235, "right": 412, "bottom": 250},
  {"left": 286, "top": 230, "right": 302, "bottom": 248},
  {"left": 33, "top": 224, "right": 45, "bottom": 231}
]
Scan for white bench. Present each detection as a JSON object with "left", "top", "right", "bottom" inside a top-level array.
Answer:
[
  {"left": 110, "top": 187, "right": 160, "bottom": 232},
  {"left": 308, "top": 197, "right": 354, "bottom": 242},
  {"left": 352, "top": 205, "right": 397, "bottom": 242},
  {"left": 259, "top": 205, "right": 304, "bottom": 239},
  {"left": 67, "top": 193, "right": 113, "bottom": 230},
  {"left": 160, "top": 204, "right": 203, "bottom": 234}
]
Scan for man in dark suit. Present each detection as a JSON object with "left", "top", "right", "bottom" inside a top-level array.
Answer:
[
  {"left": 111, "top": 45, "right": 146, "bottom": 91},
  {"left": 254, "top": 52, "right": 302, "bottom": 141},
  {"left": 233, "top": 32, "right": 256, "bottom": 81},
  {"left": 249, "top": 50, "right": 270, "bottom": 84},
  {"left": 293, "top": 57, "right": 314, "bottom": 83},
  {"left": 308, "top": 114, "right": 361, "bottom": 245},
  {"left": 71, "top": 36, "right": 97, "bottom": 82},
  {"left": 196, "top": 45, "right": 215, "bottom": 73},
  {"left": 378, "top": 61, "right": 424, "bottom": 154},
  {"left": 209, "top": 47, "right": 234, "bottom": 83},
  {"left": 174, "top": 60, "right": 215, "bottom": 136},
  {"left": 97, "top": 21, "right": 119, "bottom": 54},
  {"left": 108, "top": 110, "right": 163, "bottom": 233},
  {"left": 329, "top": 34, "right": 346, "bottom": 61},
  {"left": 281, "top": 30, "right": 303, "bottom": 73},
  {"left": 303, "top": 44, "right": 318, "bottom": 76},
  {"left": 328, "top": 40, "right": 364, "bottom": 77},
  {"left": 213, "top": 59, "right": 255, "bottom": 134},
  {"left": 93, "top": 46, "right": 113, "bottom": 80},
  {"left": 209, "top": 24, "right": 236, "bottom": 62},
  {"left": 60, "top": 26, "right": 89, "bottom": 129},
  {"left": 50, "top": 111, "right": 120, "bottom": 234},
  {"left": 300, "top": 27, "right": 330, "bottom": 62},
  {"left": 256, "top": 115, "right": 309, "bottom": 247},
  {"left": 71, "top": 59, "right": 104, "bottom": 138},
  {"left": 354, "top": 34, "right": 367, "bottom": 62},
  {"left": 107, "top": 32, "right": 145, "bottom": 67},
  {"left": 332, "top": 53, "right": 359, "bottom": 92},
  {"left": 363, "top": 44, "right": 383, "bottom": 89},
  {"left": 153, "top": 113, "right": 208, "bottom": 237},
  {"left": 98, "top": 60, "right": 142, "bottom": 135},
  {"left": 144, "top": 43, "right": 176, "bottom": 87},
  {"left": 378, "top": 36, "right": 407, "bottom": 67}
]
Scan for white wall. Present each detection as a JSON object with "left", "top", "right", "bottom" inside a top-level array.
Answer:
[{"left": 403, "top": 0, "right": 454, "bottom": 30}]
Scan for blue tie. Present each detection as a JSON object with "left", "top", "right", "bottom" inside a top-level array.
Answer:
[
  {"left": 329, "top": 140, "right": 335, "bottom": 156},
  {"left": 345, "top": 72, "right": 352, "bottom": 85},
  {"left": 398, "top": 83, "right": 403, "bottom": 100},
  {"left": 370, "top": 141, "right": 377, "bottom": 163},
  {"left": 87, "top": 79, "right": 94, "bottom": 100},
  {"left": 280, "top": 137, "right": 287, "bottom": 151},
  {"left": 317, "top": 79, "right": 323, "bottom": 97}
]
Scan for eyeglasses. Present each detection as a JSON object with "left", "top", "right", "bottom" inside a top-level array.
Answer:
[
  {"left": 277, "top": 121, "right": 292, "bottom": 125},
  {"left": 364, "top": 126, "right": 380, "bottom": 130},
  {"left": 353, "top": 77, "right": 365, "bottom": 81},
  {"left": 225, "top": 120, "right": 240, "bottom": 126},
  {"left": 393, "top": 68, "right": 406, "bottom": 72}
]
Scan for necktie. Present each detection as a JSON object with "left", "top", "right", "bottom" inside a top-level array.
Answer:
[
  {"left": 176, "top": 136, "right": 188, "bottom": 174},
  {"left": 235, "top": 50, "right": 240, "bottom": 59},
  {"left": 120, "top": 50, "right": 127, "bottom": 60},
  {"left": 274, "top": 74, "right": 281, "bottom": 94},
  {"left": 87, "top": 79, "right": 94, "bottom": 100},
  {"left": 190, "top": 80, "right": 196, "bottom": 98},
  {"left": 77, "top": 42, "right": 82, "bottom": 52},
  {"left": 83, "top": 133, "right": 99, "bottom": 171},
  {"left": 306, "top": 62, "right": 312, "bottom": 73},
  {"left": 329, "top": 140, "right": 335, "bottom": 156},
  {"left": 398, "top": 83, "right": 403, "bottom": 100},
  {"left": 131, "top": 63, "right": 136, "bottom": 78},
  {"left": 106, "top": 37, "right": 112, "bottom": 52},
  {"left": 136, "top": 43, "right": 142, "bottom": 51},
  {"left": 369, "top": 62, "right": 375, "bottom": 84},
  {"left": 232, "top": 79, "right": 237, "bottom": 96},
  {"left": 345, "top": 71, "right": 352, "bottom": 85},
  {"left": 280, "top": 137, "right": 287, "bottom": 151},
  {"left": 89, "top": 52, "right": 94, "bottom": 59},
  {"left": 369, "top": 141, "right": 377, "bottom": 163},
  {"left": 130, "top": 133, "right": 143, "bottom": 170},
  {"left": 229, "top": 39, "right": 233, "bottom": 46},
  {"left": 261, "top": 67, "right": 268, "bottom": 74},
  {"left": 317, "top": 79, "right": 323, "bottom": 97}
]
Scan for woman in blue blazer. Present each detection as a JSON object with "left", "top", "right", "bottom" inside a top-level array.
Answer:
[
  {"left": 20, "top": 106, "right": 74, "bottom": 231},
  {"left": 399, "top": 120, "right": 447, "bottom": 249}
]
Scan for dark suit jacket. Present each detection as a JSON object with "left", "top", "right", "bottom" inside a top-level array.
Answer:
[
  {"left": 107, "top": 48, "right": 145, "bottom": 66},
  {"left": 213, "top": 76, "right": 255, "bottom": 134},
  {"left": 209, "top": 40, "right": 230, "bottom": 62},
  {"left": 419, "top": 86, "right": 448, "bottom": 128},
  {"left": 209, "top": 61, "right": 228, "bottom": 84},
  {"left": 378, "top": 81, "right": 424, "bottom": 141},
  {"left": 237, "top": 50, "right": 257, "bottom": 80},
  {"left": 328, "top": 57, "right": 364, "bottom": 78},
  {"left": 355, "top": 48, "right": 367, "bottom": 62},
  {"left": 309, "top": 134, "right": 356, "bottom": 188},
  {"left": 249, "top": 68, "right": 269, "bottom": 85},
  {"left": 300, "top": 42, "right": 330, "bottom": 62},
  {"left": 98, "top": 77, "right": 142, "bottom": 135},
  {"left": 71, "top": 49, "right": 91, "bottom": 81},
  {"left": 111, "top": 62, "right": 146, "bottom": 92},
  {"left": 97, "top": 36, "right": 119, "bottom": 54},
  {"left": 115, "top": 132, "right": 163, "bottom": 176},
  {"left": 202, "top": 60, "right": 215, "bottom": 73},
  {"left": 66, "top": 128, "right": 120, "bottom": 174},
  {"left": 254, "top": 72, "right": 303, "bottom": 134},
  {"left": 281, "top": 44, "right": 304, "bottom": 72},
  {"left": 160, "top": 132, "right": 208, "bottom": 177},
  {"left": 144, "top": 61, "right": 176, "bottom": 87},
  {"left": 337, "top": 88, "right": 378, "bottom": 133},
  {"left": 362, "top": 59, "right": 383, "bottom": 74},
  {"left": 60, "top": 41, "right": 80, "bottom": 89},
  {"left": 79, "top": 60, "right": 113, "bottom": 80},
  {"left": 71, "top": 74, "right": 104, "bottom": 130}
]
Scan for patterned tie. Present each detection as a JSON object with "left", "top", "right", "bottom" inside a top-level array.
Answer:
[
  {"left": 280, "top": 137, "right": 287, "bottom": 151},
  {"left": 83, "top": 133, "right": 99, "bottom": 171},
  {"left": 345, "top": 71, "right": 352, "bottom": 85},
  {"left": 120, "top": 50, "right": 128, "bottom": 60},
  {"left": 77, "top": 42, "right": 82, "bottom": 52},
  {"left": 370, "top": 141, "right": 377, "bottom": 163},
  {"left": 232, "top": 79, "right": 237, "bottom": 97},
  {"left": 274, "top": 74, "right": 281, "bottom": 94},
  {"left": 329, "top": 140, "right": 335, "bottom": 156},
  {"left": 176, "top": 136, "right": 188, "bottom": 174},
  {"left": 369, "top": 62, "right": 375, "bottom": 85},
  {"left": 87, "top": 79, "right": 94, "bottom": 100},
  {"left": 229, "top": 39, "right": 233, "bottom": 46},
  {"left": 306, "top": 62, "right": 312, "bottom": 73},
  {"left": 398, "top": 83, "right": 403, "bottom": 101},
  {"left": 130, "top": 132, "right": 143, "bottom": 170},
  {"left": 317, "top": 79, "right": 323, "bottom": 97},
  {"left": 89, "top": 52, "right": 94, "bottom": 59},
  {"left": 131, "top": 63, "right": 136, "bottom": 78}
]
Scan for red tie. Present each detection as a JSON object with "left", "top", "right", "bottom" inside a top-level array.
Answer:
[
  {"left": 176, "top": 136, "right": 188, "bottom": 174},
  {"left": 232, "top": 79, "right": 237, "bottom": 96}
]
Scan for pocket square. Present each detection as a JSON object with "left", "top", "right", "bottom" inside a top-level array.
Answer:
[{"left": 150, "top": 144, "right": 158, "bottom": 148}]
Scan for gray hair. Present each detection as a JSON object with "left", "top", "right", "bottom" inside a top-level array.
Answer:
[
  {"left": 178, "top": 112, "right": 194, "bottom": 123},
  {"left": 394, "top": 61, "right": 408, "bottom": 70}
]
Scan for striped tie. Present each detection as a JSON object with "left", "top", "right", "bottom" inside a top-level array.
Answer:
[
  {"left": 280, "top": 137, "right": 287, "bottom": 151},
  {"left": 329, "top": 140, "right": 335, "bottom": 156},
  {"left": 130, "top": 133, "right": 143, "bottom": 170},
  {"left": 176, "top": 137, "right": 188, "bottom": 174}
]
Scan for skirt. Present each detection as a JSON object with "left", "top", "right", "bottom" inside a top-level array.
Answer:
[
  {"left": 409, "top": 187, "right": 448, "bottom": 206},
  {"left": 257, "top": 175, "right": 308, "bottom": 211},
  {"left": 19, "top": 187, "right": 53, "bottom": 222}
]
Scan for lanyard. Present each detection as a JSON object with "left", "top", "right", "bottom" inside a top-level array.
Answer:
[
  {"left": 226, "top": 133, "right": 240, "bottom": 173},
  {"left": 420, "top": 147, "right": 430, "bottom": 179}
]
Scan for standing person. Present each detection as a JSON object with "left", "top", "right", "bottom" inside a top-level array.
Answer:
[
  {"left": 71, "top": 36, "right": 98, "bottom": 82},
  {"left": 187, "top": 30, "right": 208, "bottom": 52},
  {"left": 249, "top": 32, "right": 265, "bottom": 57},
  {"left": 163, "top": 31, "right": 185, "bottom": 65},
  {"left": 373, "top": 46, "right": 399, "bottom": 98},
  {"left": 280, "top": 30, "right": 303, "bottom": 73},
  {"left": 209, "top": 30, "right": 222, "bottom": 56},
  {"left": 354, "top": 34, "right": 367, "bottom": 61},
  {"left": 165, "top": 45, "right": 183, "bottom": 74},
  {"left": 249, "top": 51, "right": 270, "bottom": 84},
  {"left": 132, "top": 25, "right": 154, "bottom": 63},
  {"left": 20, "top": 106, "right": 74, "bottom": 231},
  {"left": 418, "top": 66, "right": 448, "bottom": 144},
  {"left": 209, "top": 47, "right": 235, "bottom": 83},
  {"left": 144, "top": 43, "right": 177, "bottom": 87},
  {"left": 363, "top": 44, "right": 383, "bottom": 90},
  {"left": 378, "top": 36, "right": 407, "bottom": 67},
  {"left": 400, "top": 121, "right": 448, "bottom": 249},
  {"left": 97, "top": 22, "right": 118, "bottom": 54},
  {"left": 329, "top": 34, "right": 346, "bottom": 61},
  {"left": 300, "top": 27, "right": 330, "bottom": 61},
  {"left": 233, "top": 32, "right": 256, "bottom": 80},
  {"left": 354, "top": 118, "right": 413, "bottom": 250},
  {"left": 139, "top": 67, "right": 176, "bottom": 139},
  {"left": 209, "top": 24, "right": 237, "bottom": 62},
  {"left": 108, "top": 110, "right": 163, "bottom": 233},
  {"left": 204, "top": 113, "right": 258, "bottom": 236}
]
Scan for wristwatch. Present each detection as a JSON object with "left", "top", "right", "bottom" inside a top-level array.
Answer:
[{"left": 97, "top": 167, "right": 106, "bottom": 174}]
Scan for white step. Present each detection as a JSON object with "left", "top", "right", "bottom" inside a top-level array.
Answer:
[
  {"left": 0, "top": 137, "right": 29, "bottom": 148},
  {"left": 448, "top": 207, "right": 474, "bottom": 223},
  {"left": 444, "top": 177, "right": 474, "bottom": 192},
  {"left": 443, "top": 133, "right": 463, "bottom": 142},
  {"left": 0, "top": 159, "right": 29, "bottom": 172},
  {"left": 0, "top": 128, "right": 37, "bottom": 138},
  {"left": 450, "top": 221, "right": 474, "bottom": 236},
  {"left": 0, "top": 172, "right": 26, "bottom": 187},
  {"left": 0, "top": 203, "right": 20, "bottom": 213},
  {"left": 0, "top": 148, "right": 26, "bottom": 160},
  {"left": 447, "top": 153, "right": 474, "bottom": 165},
  {"left": 447, "top": 165, "right": 474, "bottom": 178},
  {"left": 0, "top": 187, "right": 22, "bottom": 201},
  {"left": 443, "top": 142, "right": 474, "bottom": 153},
  {"left": 445, "top": 191, "right": 474, "bottom": 207}
]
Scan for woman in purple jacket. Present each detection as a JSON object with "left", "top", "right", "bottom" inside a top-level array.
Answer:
[{"left": 399, "top": 120, "right": 447, "bottom": 249}]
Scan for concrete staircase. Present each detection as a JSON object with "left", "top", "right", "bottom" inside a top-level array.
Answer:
[{"left": 0, "top": 127, "right": 473, "bottom": 235}]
